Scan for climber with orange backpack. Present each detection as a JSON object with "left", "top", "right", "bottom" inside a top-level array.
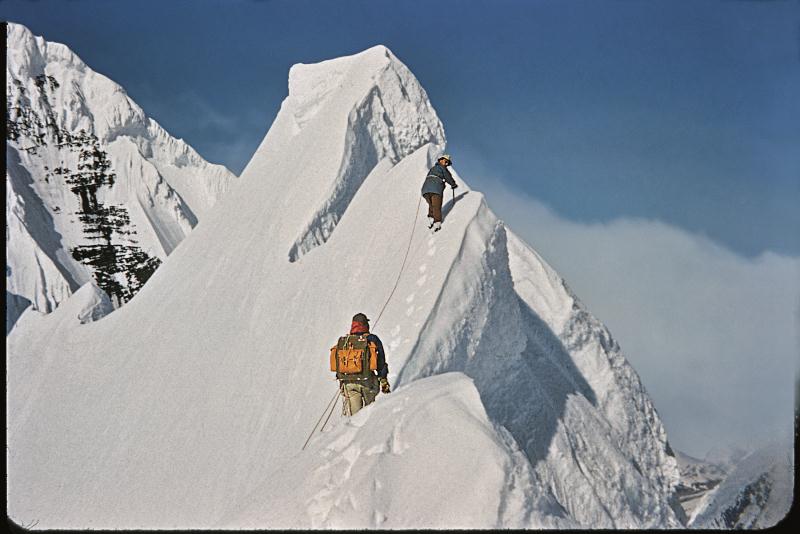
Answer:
[{"left": 329, "top": 313, "right": 390, "bottom": 416}]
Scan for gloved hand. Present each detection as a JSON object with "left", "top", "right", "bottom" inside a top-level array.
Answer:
[
  {"left": 451, "top": 183, "right": 458, "bottom": 189},
  {"left": 379, "top": 377, "right": 391, "bottom": 394}
]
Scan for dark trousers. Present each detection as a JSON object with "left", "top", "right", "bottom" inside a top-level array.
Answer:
[{"left": 423, "top": 192, "right": 443, "bottom": 222}]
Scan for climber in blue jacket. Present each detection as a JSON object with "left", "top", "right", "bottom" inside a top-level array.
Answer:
[{"left": 421, "top": 154, "right": 457, "bottom": 232}]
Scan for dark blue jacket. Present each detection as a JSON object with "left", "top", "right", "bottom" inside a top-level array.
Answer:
[
  {"left": 366, "top": 333, "right": 389, "bottom": 379},
  {"left": 421, "top": 163, "right": 456, "bottom": 196}
]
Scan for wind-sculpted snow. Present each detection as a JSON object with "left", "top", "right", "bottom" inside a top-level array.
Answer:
[
  {"left": 221, "top": 373, "right": 575, "bottom": 529},
  {"left": 8, "top": 44, "right": 684, "bottom": 529},
  {"left": 253, "top": 45, "right": 445, "bottom": 262},
  {"left": 507, "top": 233, "right": 686, "bottom": 525},
  {"left": 394, "top": 197, "right": 682, "bottom": 527},
  {"left": 5, "top": 22, "right": 235, "bottom": 331}
]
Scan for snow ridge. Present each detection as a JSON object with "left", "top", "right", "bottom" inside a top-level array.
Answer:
[
  {"left": 395, "top": 198, "right": 682, "bottom": 527},
  {"left": 279, "top": 46, "right": 445, "bottom": 261},
  {"left": 222, "top": 373, "right": 575, "bottom": 529}
]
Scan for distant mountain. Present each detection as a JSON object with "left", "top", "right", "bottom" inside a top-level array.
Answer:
[
  {"left": 8, "top": 44, "right": 684, "bottom": 529},
  {"left": 5, "top": 22, "right": 236, "bottom": 333},
  {"left": 674, "top": 450, "right": 729, "bottom": 520},
  {"left": 688, "top": 440, "right": 793, "bottom": 528}
]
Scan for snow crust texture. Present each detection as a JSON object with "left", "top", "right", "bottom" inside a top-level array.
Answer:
[
  {"left": 5, "top": 22, "right": 235, "bottom": 331},
  {"left": 8, "top": 40, "right": 686, "bottom": 529}
]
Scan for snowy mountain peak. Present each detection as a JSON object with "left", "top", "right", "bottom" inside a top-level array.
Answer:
[
  {"left": 7, "top": 22, "right": 148, "bottom": 144},
  {"left": 5, "top": 22, "right": 236, "bottom": 332},
  {"left": 7, "top": 22, "right": 77, "bottom": 75},
  {"left": 241, "top": 45, "right": 445, "bottom": 261},
  {"left": 286, "top": 44, "right": 416, "bottom": 137},
  {"left": 287, "top": 45, "right": 394, "bottom": 101},
  {"left": 290, "top": 44, "right": 444, "bottom": 163}
]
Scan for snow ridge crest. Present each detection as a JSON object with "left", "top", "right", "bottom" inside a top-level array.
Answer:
[{"left": 283, "top": 46, "right": 446, "bottom": 261}]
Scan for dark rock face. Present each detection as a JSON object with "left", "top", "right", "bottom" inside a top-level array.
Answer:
[
  {"left": 7, "top": 73, "right": 161, "bottom": 306},
  {"left": 718, "top": 474, "right": 772, "bottom": 528}
]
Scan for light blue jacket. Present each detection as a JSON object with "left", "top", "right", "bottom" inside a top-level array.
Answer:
[{"left": 421, "top": 163, "right": 456, "bottom": 196}]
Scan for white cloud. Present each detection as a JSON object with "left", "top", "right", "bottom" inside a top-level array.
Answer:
[{"left": 474, "top": 178, "right": 800, "bottom": 458}]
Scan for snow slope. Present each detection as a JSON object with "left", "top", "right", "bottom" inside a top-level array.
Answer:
[
  {"left": 7, "top": 45, "right": 683, "bottom": 529},
  {"left": 221, "top": 372, "right": 576, "bottom": 529},
  {"left": 5, "top": 22, "right": 235, "bottom": 331}
]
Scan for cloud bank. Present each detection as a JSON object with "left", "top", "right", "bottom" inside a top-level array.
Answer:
[{"left": 474, "top": 178, "right": 799, "bottom": 457}]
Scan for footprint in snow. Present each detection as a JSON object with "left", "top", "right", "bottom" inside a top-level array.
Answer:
[
  {"left": 373, "top": 510, "right": 387, "bottom": 526},
  {"left": 405, "top": 293, "right": 415, "bottom": 303},
  {"left": 416, "top": 274, "right": 427, "bottom": 286},
  {"left": 365, "top": 443, "right": 386, "bottom": 456},
  {"left": 418, "top": 264, "right": 427, "bottom": 273},
  {"left": 427, "top": 247, "right": 436, "bottom": 257}
]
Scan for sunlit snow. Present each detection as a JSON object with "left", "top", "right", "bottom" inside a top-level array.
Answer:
[{"left": 7, "top": 31, "right": 699, "bottom": 530}]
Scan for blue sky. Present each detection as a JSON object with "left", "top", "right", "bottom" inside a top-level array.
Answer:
[
  {"left": 4, "top": 0, "right": 799, "bottom": 457},
  {"left": 4, "top": 0, "right": 798, "bottom": 257}
]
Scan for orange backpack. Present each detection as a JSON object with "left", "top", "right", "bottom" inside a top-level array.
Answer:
[{"left": 330, "top": 334, "right": 378, "bottom": 380}]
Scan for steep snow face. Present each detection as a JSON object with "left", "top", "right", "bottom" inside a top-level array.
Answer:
[
  {"left": 7, "top": 45, "right": 682, "bottom": 529},
  {"left": 392, "top": 202, "right": 683, "bottom": 527},
  {"left": 5, "top": 22, "right": 235, "bottom": 330},
  {"left": 689, "top": 440, "right": 793, "bottom": 528},
  {"left": 242, "top": 45, "right": 445, "bottom": 262}
]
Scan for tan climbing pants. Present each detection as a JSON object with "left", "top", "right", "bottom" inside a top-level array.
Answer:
[{"left": 340, "top": 375, "right": 380, "bottom": 416}]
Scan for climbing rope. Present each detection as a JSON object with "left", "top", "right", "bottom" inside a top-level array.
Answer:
[
  {"left": 372, "top": 195, "right": 422, "bottom": 329},
  {"left": 301, "top": 195, "right": 423, "bottom": 451},
  {"left": 319, "top": 383, "right": 344, "bottom": 433},
  {"left": 301, "top": 388, "right": 340, "bottom": 451}
]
